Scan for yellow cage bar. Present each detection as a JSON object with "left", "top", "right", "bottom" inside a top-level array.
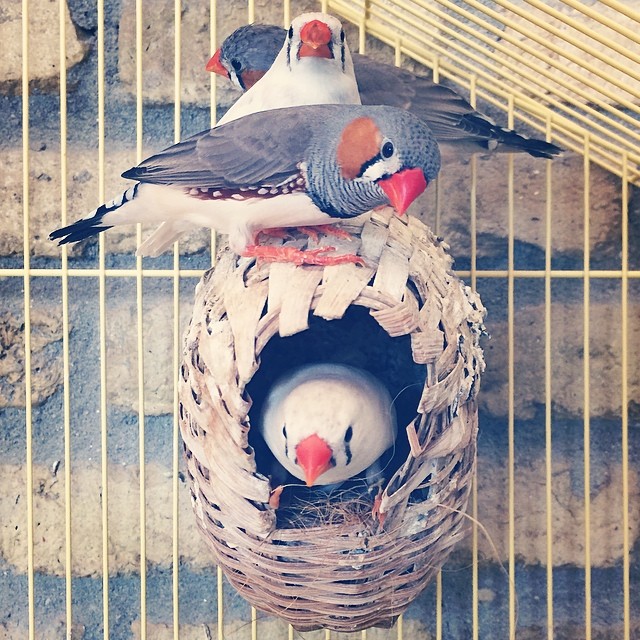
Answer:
[{"left": 2, "top": 0, "right": 638, "bottom": 638}]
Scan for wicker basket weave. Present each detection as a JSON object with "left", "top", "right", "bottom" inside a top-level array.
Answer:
[{"left": 179, "top": 209, "right": 486, "bottom": 632}]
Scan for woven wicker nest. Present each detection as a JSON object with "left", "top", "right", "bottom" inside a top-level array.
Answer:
[{"left": 179, "top": 209, "right": 486, "bottom": 632}]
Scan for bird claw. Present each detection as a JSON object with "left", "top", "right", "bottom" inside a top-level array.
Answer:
[
  {"left": 372, "top": 490, "right": 386, "bottom": 527},
  {"left": 244, "top": 244, "right": 365, "bottom": 266},
  {"left": 296, "top": 224, "right": 353, "bottom": 243},
  {"left": 258, "top": 224, "right": 353, "bottom": 244},
  {"left": 257, "top": 228, "right": 291, "bottom": 241},
  {"left": 268, "top": 485, "right": 285, "bottom": 509}
]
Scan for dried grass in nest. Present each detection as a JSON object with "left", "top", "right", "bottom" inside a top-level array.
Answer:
[{"left": 179, "top": 209, "right": 486, "bottom": 632}]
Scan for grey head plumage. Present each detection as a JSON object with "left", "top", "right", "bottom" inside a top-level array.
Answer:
[
  {"left": 217, "top": 24, "right": 287, "bottom": 89},
  {"left": 304, "top": 105, "right": 441, "bottom": 218}
]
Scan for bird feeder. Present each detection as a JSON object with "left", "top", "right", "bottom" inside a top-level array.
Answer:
[{"left": 179, "top": 209, "right": 486, "bottom": 632}]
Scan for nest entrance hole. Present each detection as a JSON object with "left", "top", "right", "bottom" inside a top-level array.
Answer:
[{"left": 245, "top": 305, "right": 424, "bottom": 528}]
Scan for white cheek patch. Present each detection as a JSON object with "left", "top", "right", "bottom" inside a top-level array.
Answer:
[{"left": 359, "top": 155, "right": 402, "bottom": 183}]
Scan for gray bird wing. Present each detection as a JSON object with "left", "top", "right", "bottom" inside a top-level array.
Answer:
[
  {"left": 353, "top": 53, "right": 475, "bottom": 133},
  {"left": 353, "top": 54, "right": 561, "bottom": 158},
  {"left": 121, "top": 107, "right": 318, "bottom": 189}
]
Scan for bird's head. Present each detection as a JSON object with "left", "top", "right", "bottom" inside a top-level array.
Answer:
[
  {"left": 266, "top": 365, "right": 397, "bottom": 487},
  {"left": 206, "top": 15, "right": 354, "bottom": 90},
  {"left": 287, "top": 13, "right": 352, "bottom": 72},
  {"left": 306, "top": 106, "right": 441, "bottom": 218},
  {"left": 278, "top": 388, "right": 354, "bottom": 487},
  {"left": 206, "top": 24, "right": 286, "bottom": 90}
]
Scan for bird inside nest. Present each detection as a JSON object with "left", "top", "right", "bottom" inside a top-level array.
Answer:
[{"left": 245, "top": 308, "right": 421, "bottom": 527}]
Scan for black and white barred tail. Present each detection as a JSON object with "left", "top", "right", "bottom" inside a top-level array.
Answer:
[{"left": 49, "top": 184, "right": 140, "bottom": 245}]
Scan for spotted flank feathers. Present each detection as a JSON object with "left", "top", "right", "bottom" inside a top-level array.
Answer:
[
  {"left": 186, "top": 173, "right": 306, "bottom": 200},
  {"left": 49, "top": 184, "right": 139, "bottom": 245}
]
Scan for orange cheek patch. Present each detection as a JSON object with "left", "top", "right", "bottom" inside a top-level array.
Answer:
[
  {"left": 336, "top": 117, "right": 382, "bottom": 180},
  {"left": 240, "top": 70, "right": 266, "bottom": 90}
]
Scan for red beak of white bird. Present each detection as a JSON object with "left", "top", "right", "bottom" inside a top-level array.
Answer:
[{"left": 259, "top": 364, "right": 397, "bottom": 488}]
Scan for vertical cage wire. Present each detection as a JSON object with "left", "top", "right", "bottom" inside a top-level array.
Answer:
[
  {"left": 5, "top": 1, "right": 638, "bottom": 638},
  {"left": 544, "top": 114, "right": 554, "bottom": 640},
  {"left": 57, "top": 1, "right": 74, "bottom": 639},
  {"left": 21, "top": 0, "right": 35, "bottom": 637},
  {"left": 582, "top": 134, "right": 592, "bottom": 640}
]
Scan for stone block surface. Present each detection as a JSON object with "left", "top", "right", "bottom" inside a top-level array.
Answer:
[
  {"left": 470, "top": 454, "right": 639, "bottom": 568},
  {"left": 0, "top": 462, "right": 210, "bottom": 576},
  {"left": 481, "top": 299, "right": 640, "bottom": 420},
  {"left": 0, "top": 0, "right": 88, "bottom": 92},
  {"left": 0, "top": 147, "right": 211, "bottom": 258},
  {"left": 434, "top": 151, "right": 621, "bottom": 260},
  {"left": 0, "top": 309, "right": 66, "bottom": 408},
  {"left": 106, "top": 290, "right": 193, "bottom": 416}
]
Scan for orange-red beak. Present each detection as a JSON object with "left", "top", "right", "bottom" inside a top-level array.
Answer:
[
  {"left": 296, "top": 433, "right": 333, "bottom": 486},
  {"left": 378, "top": 167, "right": 427, "bottom": 216},
  {"left": 298, "top": 20, "right": 333, "bottom": 60},
  {"left": 206, "top": 48, "right": 227, "bottom": 76}
]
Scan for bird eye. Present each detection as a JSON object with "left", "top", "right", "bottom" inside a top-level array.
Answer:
[
  {"left": 340, "top": 29, "right": 345, "bottom": 42},
  {"left": 344, "top": 426, "right": 353, "bottom": 442},
  {"left": 288, "top": 26, "right": 294, "bottom": 39},
  {"left": 282, "top": 425, "right": 287, "bottom": 438},
  {"left": 231, "top": 58, "right": 242, "bottom": 72},
  {"left": 381, "top": 140, "right": 395, "bottom": 159}
]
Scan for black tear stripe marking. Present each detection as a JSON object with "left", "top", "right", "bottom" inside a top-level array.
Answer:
[
  {"left": 184, "top": 175, "right": 306, "bottom": 201},
  {"left": 356, "top": 152, "right": 386, "bottom": 180},
  {"left": 345, "top": 443, "right": 352, "bottom": 465}
]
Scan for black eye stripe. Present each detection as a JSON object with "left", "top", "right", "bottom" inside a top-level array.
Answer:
[
  {"left": 344, "top": 426, "right": 353, "bottom": 442},
  {"left": 356, "top": 139, "right": 398, "bottom": 179}
]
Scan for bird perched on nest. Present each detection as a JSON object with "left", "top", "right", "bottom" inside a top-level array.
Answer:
[
  {"left": 259, "top": 364, "right": 397, "bottom": 488},
  {"left": 208, "top": 22, "right": 562, "bottom": 159},
  {"left": 109, "top": 11, "right": 361, "bottom": 256},
  {"left": 49, "top": 104, "right": 441, "bottom": 265}
]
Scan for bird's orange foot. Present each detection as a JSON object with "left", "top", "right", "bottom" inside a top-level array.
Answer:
[
  {"left": 244, "top": 244, "right": 365, "bottom": 266},
  {"left": 268, "top": 485, "right": 285, "bottom": 509},
  {"left": 296, "top": 224, "right": 353, "bottom": 243},
  {"left": 372, "top": 491, "right": 386, "bottom": 527},
  {"left": 257, "top": 228, "right": 292, "bottom": 241}
]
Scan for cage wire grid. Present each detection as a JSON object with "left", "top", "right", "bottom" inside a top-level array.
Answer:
[{"left": 1, "top": 0, "right": 638, "bottom": 638}]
